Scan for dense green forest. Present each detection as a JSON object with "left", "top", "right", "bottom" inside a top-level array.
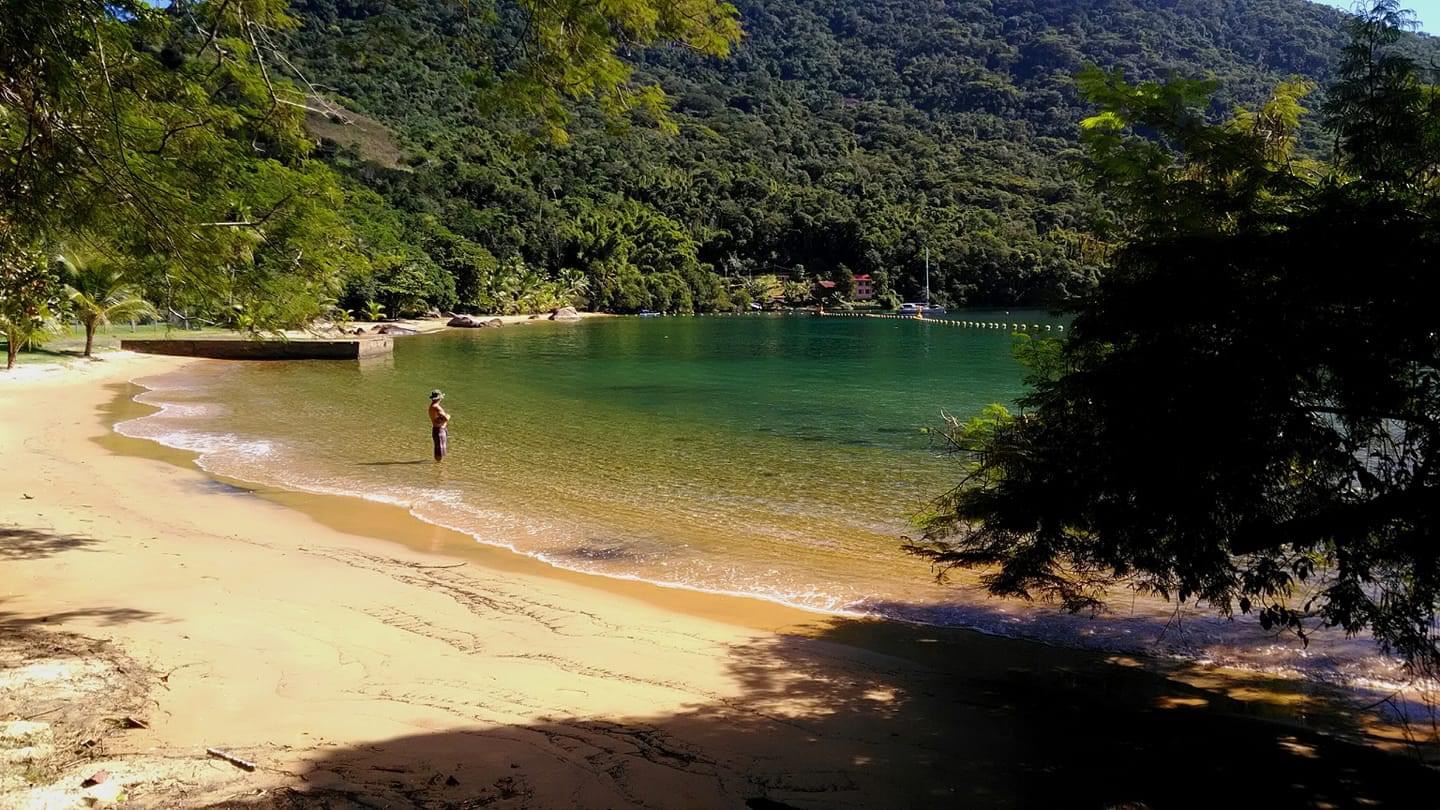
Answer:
[
  {"left": 0, "top": 0, "right": 738, "bottom": 345},
  {"left": 4, "top": 1, "right": 1437, "bottom": 331},
  {"left": 285, "top": 0, "right": 1439, "bottom": 314}
]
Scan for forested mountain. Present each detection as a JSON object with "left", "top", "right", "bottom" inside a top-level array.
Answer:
[{"left": 285, "top": 0, "right": 1438, "bottom": 313}]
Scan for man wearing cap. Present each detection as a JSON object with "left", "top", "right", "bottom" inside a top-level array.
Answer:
[{"left": 428, "top": 389, "right": 450, "bottom": 462}]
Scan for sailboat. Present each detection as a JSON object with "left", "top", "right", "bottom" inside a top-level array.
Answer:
[{"left": 899, "top": 247, "right": 947, "bottom": 316}]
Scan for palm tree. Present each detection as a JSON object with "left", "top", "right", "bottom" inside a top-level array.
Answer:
[
  {"left": 1, "top": 237, "right": 64, "bottom": 370},
  {"left": 557, "top": 268, "right": 591, "bottom": 305},
  {"left": 62, "top": 255, "right": 156, "bottom": 357},
  {"left": 1, "top": 312, "right": 63, "bottom": 370}
]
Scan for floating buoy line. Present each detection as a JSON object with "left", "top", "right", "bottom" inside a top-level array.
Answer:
[{"left": 620, "top": 311, "right": 1065, "bottom": 332}]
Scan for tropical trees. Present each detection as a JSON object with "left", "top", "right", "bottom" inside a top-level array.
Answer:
[
  {"left": 0, "top": 1, "right": 355, "bottom": 326},
  {"left": 1, "top": 1, "right": 742, "bottom": 328},
  {"left": 61, "top": 255, "right": 157, "bottom": 357},
  {"left": 0, "top": 235, "right": 63, "bottom": 370},
  {"left": 780, "top": 279, "right": 813, "bottom": 307},
  {"left": 564, "top": 199, "right": 718, "bottom": 313},
  {"left": 473, "top": 259, "right": 587, "bottom": 315},
  {"left": 911, "top": 2, "right": 1440, "bottom": 672},
  {"left": 833, "top": 266, "right": 858, "bottom": 300},
  {"left": 744, "top": 275, "right": 780, "bottom": 306}
]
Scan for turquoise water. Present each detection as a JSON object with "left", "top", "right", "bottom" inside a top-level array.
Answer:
[
  {"left": 121, "top": 312, "right": 1048, "bottom": 613},
  {"left": 118, "top": 312, "right": 1403, "bottom": 686}
]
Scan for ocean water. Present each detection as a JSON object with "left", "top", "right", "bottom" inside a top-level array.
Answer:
[{"left": 116, "top": 313, "right": 1410, "bottom": 693}]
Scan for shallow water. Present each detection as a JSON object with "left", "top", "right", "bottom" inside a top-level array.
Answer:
[{"left": 117, "top": 312, "right": 1409, "bottom": 692}]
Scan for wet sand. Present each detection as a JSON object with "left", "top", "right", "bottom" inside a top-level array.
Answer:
[{"left": 1, "top": 353, "right": 1437, "bottom": 808}]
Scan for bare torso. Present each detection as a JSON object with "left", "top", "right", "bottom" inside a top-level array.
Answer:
[{"left": 429, "top": 401, "right": 450, "bottom": 427}]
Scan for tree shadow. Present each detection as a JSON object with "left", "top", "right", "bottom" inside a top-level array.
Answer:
[
  {"left": 0, "top": 526, "right": 101, "bottom": 560},
  {"left": 8, "top": 346, "right": 95, "bottom": 360},
  {"left": 0, "top": 606, "right": 162, "bottom": 628},
  {"left": 210, "top": 620, "right": 1439, "bottom": 809},
  {"left": 850, "top": 597, "right": 1406, "bottom": 693}
]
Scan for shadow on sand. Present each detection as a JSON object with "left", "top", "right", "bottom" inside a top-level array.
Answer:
[
  {"left": 0, "top": 604, "right": 161, "bottom": 629},
  {"left": 0, "top": 526, "right": 101, "bottom": 561},
  {"left": 209, "top": 620, "right": 1438, "bottom": 810}
]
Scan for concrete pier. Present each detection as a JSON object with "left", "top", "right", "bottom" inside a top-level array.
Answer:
[{"left": 121, "top": 336, "right": 393, "bottom": 360}]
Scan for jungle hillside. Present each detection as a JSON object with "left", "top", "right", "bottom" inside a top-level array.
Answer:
[{"left": 283, "top": 0, "right": 1440, "bottom": 316}]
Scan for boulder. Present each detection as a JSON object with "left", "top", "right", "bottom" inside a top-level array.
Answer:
[
  {"left": 549, "top": 306, "right": 580, "bottom": 321},
  {"left": 528, "top": 314, "right": 543, "bottom": 320},
  {"left": 425, "top": 309, "right": 443, "bottom": 319},
  {"left": 447, "top": 315, "right": 503, "bottom": 328},
  {"left": 376, "top": 324, "right": 418, "bottom": 335}
]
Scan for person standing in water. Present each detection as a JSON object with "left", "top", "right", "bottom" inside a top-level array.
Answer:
[{"left": 428, "top": 389, "right": 450, "bottom": 461}]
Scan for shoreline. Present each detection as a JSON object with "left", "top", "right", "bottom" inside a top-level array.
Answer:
[
  {"left": 99, "top": 370, "right": 825, "bottom": 635},
  {"left": 114, "top": 356, "right": 1417, "bottom": 701},
  {"left": 3, "top": 353, "right": 1438, "bottom": 807}
]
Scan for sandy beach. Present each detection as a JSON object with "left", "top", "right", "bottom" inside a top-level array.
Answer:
[{"left": 2, "top": 351, "right": 1438, "bottom": 808}]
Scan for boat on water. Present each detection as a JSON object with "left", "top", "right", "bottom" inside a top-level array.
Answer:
[
  {"left": 896, "top": 246, "right": 946, "bottom": 316},
  {"left": 899, "top": 302, "right": 947, "bottom": 316}
]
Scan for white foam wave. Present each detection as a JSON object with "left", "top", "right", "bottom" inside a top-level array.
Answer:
[{"left": 117, "top": 423, "right": 275, "bottom": 459}]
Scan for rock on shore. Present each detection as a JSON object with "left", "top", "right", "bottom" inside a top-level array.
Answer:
[{"left": 447, "top": 315, "right": 504, "bottom": 328}]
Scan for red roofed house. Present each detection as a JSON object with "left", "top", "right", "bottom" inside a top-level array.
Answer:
[{"left": 853, "top": 274, "right": 874, "bottom": 301}]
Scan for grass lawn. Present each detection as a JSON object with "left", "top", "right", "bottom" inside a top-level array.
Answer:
[{"left": 2, "top": 323, "right": 233, "bottom": 367}]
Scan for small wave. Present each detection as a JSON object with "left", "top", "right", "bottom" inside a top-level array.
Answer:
[{"left": 116, "top": 419, "right": 274, "bottom": 460}]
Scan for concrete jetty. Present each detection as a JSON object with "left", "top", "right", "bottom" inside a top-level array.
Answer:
[{"left": 121, "top": 336, "right": 393, "bottom": 360}]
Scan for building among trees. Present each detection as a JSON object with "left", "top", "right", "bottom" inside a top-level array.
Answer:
[{"left": 854, "top": 275, "right": 875, "bottom": 301}]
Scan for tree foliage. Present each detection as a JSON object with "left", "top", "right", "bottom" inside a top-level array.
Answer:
[
  {"left": 0, "top": 231, "right": 63, "bottom": 369},
  {"left": 1, "top": 1, "right": 329, "bottom": 280},
  {"left": 284, "top": 0, "right": 1439, "bottom": 313},
  {"left": 910, "top": 2, "right": 1440, "bottom": 671},
  {"left": 0, "top": 0, "right": 741, "bottom": 326}
]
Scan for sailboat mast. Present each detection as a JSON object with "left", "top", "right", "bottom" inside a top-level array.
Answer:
[{"left": 924, "top": 246, "right": 930, "bottom": 305}]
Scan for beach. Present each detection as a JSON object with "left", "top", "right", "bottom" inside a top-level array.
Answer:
[{"left": 2, "top": 352, "right": 1438, "bottom": 809}]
